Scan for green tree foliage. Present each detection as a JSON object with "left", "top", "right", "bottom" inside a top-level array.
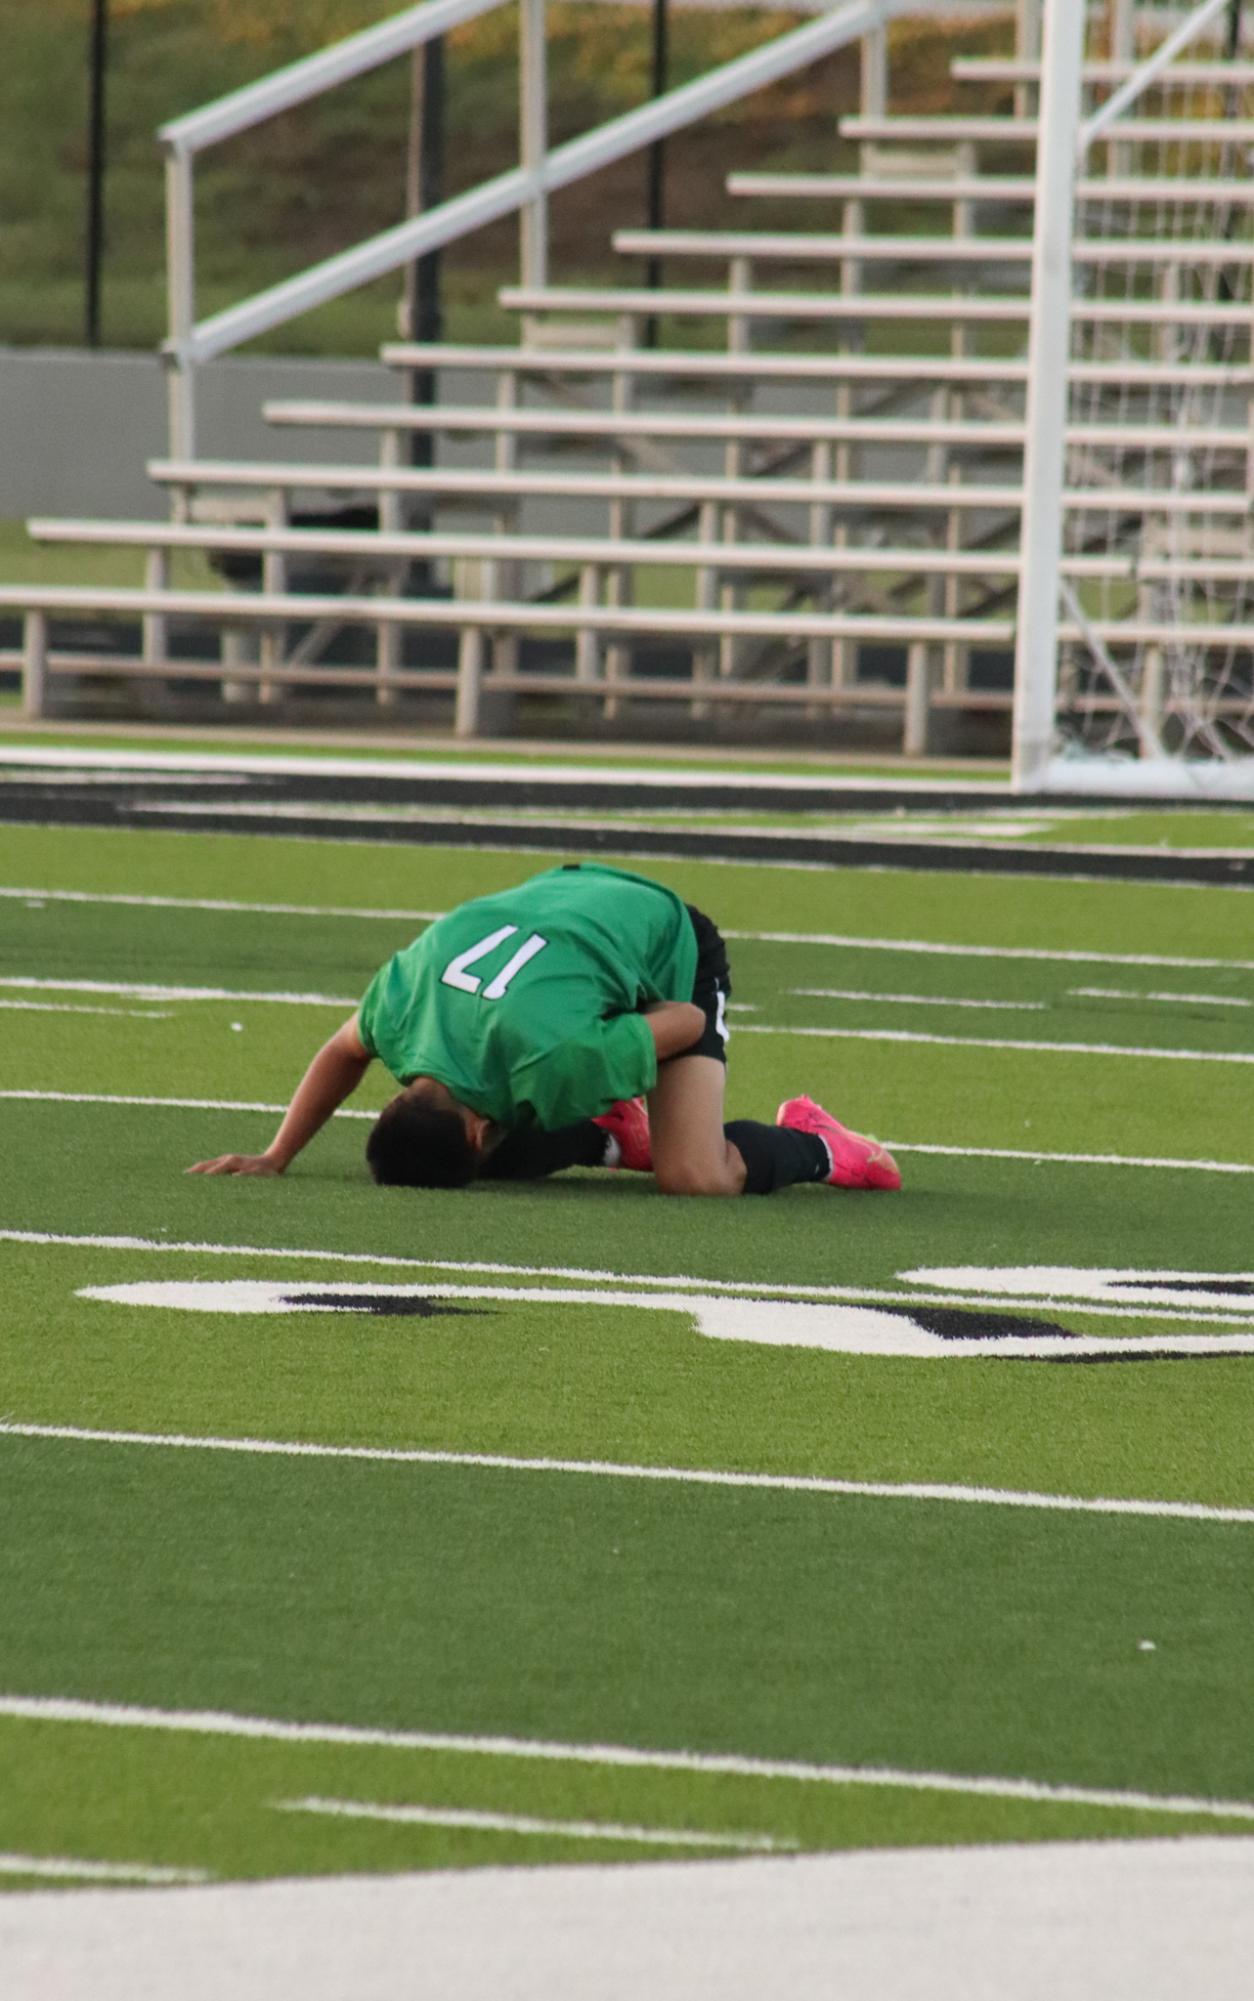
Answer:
[{"left": 0, "top": 0, "right": 1003, "bottom": 351}]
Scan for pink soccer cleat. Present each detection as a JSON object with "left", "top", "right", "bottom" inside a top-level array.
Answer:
[
  {"left": 593, "top": 1097, "right": 653, "bottom": 1172},
  {"left": 776, "top": 1094, "right": 902, "bottom": 1192}
]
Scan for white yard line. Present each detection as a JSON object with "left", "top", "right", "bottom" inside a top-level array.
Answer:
[
  {"left": 1, "top": 1694, "right": 1252, "bottom": 1823},
  {"left": 886, "top": 1141, "right": 1254, "bottom": 1175},
  {"left": 3, "top": 1420, "right": 1252, "bottom": 1525},
  {"left": 736, "top": 1023, "right": 1254, "bottom": 1064},
  {"left": 727, "top": 928, "right": 1254, "bottom": 973},
  {"left": 4, "top": 980, "right": 1250, "bottom": 1062},
  {"left": 275, "top": 1796, "right": 791, "bottom": 1852},
  {"left": 3, "top": 1099, "right": 1249, "bottom": 1174},
  {"left": 0, "top": 1851, "right": 206, "bottom": 1884},
  {"left": 0, "top": 1000, "right": 172, "bottom": 1019},
  {"left": 792, "top": 988, "right": 1046, "bottom": 1011},
  {"left": 0, "top": 977, "right": 355, "bottom": 1007},
  {"left": 5, "top": 1229, "right": 1254, "bottom": 1327},
  {"left": 0, "top": 1090, "right": 345, "bottom": 1115},
  {"left": 0, "top": 886, "right": 441, "bottom": 923},
  {"left": 3, "top": 885, "right": 1252, "bottom": 973},
  {"left": 1072, "top": 987, "right": 1251, "bottom": 1007}
]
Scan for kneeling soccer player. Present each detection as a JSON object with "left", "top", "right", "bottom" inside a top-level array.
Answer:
[{"left": 188, "top": 862, "right": 901, "bottom": 1198}]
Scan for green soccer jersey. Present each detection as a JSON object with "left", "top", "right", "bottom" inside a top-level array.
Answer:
[{"left": 357, "top": 865, "right": 699, "bottom": 1129}]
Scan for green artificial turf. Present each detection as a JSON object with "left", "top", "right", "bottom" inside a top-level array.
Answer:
[
  {"left": 4, "top": 1433, "right": 1252, "bottom": 1802},
  {"left": 0, "top": 819, "right": 1252, "bottom": 1887},
  {"left": 1, "top": 1714, "right": 1239, "bottom": 1887},
  {"left": 3, "top": 1221, "right": 1254, "bottom": 1507},
  {"left": 0, "top": 822, "right": 1245, "bottom": 960}
]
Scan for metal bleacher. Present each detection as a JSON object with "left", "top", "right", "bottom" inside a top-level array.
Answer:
[{"left": 12, "top": 0, "right": 1253, "bottom": 758}]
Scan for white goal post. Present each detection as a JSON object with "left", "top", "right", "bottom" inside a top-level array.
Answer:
[{"left": 1012, "top": 0, "right": 1254, "bottom": 798}]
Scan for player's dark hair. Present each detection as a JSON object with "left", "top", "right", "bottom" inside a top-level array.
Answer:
[{"left": 365, "top": 1094, "right": 479, "bottom": 1189}]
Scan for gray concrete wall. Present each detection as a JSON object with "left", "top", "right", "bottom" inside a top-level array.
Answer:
[
  {"left": 0, "top": 347, "right": 398, "bottom": 519},
  {"left": 0, "top": 342, "right": 789, "bottom": 540},
  {"left": 0, "top": 342, "right": 921, "bottom": 544}
]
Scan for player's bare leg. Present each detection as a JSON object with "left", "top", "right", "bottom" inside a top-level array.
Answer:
[{"left": 648, "top": 1054, "right": 747, "bottom": 1197}]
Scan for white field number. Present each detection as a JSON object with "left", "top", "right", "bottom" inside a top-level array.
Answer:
[
  {"left": 439, "top": 928, "right": 549, "bottom": 1000},
  {"left": 75, "top": 1276, "right": 1254, "bottom": 1360}
]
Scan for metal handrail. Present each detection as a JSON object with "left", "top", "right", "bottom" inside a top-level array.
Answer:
[
  {"left": 158, "top": 0, "right": 501, "bottom": 154},
  {"left": 160, "top": 0, "right": 901, "bottom": 457}
]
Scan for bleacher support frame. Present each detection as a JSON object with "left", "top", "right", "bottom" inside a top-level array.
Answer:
[
  {"left": 8, "top": 0, "right": 1247, "bottom": 786},
  {"left": 159, "top": 0, "right": 908, "bottom": 457}
]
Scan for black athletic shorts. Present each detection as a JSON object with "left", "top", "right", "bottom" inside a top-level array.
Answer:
[{"left": 684, "top": 903, "right": 731, "bottom": 1064}]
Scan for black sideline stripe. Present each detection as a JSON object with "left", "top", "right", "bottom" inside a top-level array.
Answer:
[
  {"left": 0, "top": 786, "right": 1249, "bottom": 887},
  {"left": 3, "top": 762, "right": 1253, "bottom": 817}
]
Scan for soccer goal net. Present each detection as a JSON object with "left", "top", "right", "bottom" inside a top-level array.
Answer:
[{"left": 1013, "top": 0, "right": 1254, "bottom": 797}]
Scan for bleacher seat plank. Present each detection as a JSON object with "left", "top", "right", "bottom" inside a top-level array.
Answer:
[
  {"left": 145, "top": 458, "right": 1251, "bottom": 520},
  {"left": 726, "top": 172, "right": 1254, "bottom": 205},
  {"left": 611, "top": 228, "right": 1254, "bottom": 269},
  {"left": 379, "top": 341, "right": 1246, "bottom": 392},
  {"left": 497, "top": 284, "right": 1251, "bottom": 330}
]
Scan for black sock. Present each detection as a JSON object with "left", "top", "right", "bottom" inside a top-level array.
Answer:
[
  {"left": 479, "top": 1120, "right": 608, "bottom": 1181},
  {"left": 724, "top": 1120, "right": 829, "bottom": 1196}
]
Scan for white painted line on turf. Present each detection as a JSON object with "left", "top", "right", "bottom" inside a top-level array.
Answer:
[
  {"left": 0, "top": 1089, "right": 367, "bottom": 1117},
  {"left": 724, "top": 928, "right": 1254, "bottom": 973},
  {"left": 0, "top": 1000, "right": 173, "bottom": 1019},
  {"left": 3, "top": 772, "right": 245, "bottom": 791},
  {"left": 71, "top": 1278, "right": 1254, "bottom": 1353},
  {"left": 0, "top": 1851, "right": 207, "bottom": 1884},
  {"left": 736, "top": 1023, "right": 1254, "bottom": 1064},
  {"left": 2, "top": 1695, "right": 1253, "bottom": 1823},
  {"left": 275, "top": 1795, "right": 792, "bottom": 1852},
  {"left": 0, "top": 976, "right": 356, "bottom": 1007},
  {"left": 4, "top": 1420, "right": 1252, "bottom": 1524},
  {"left": 1071, "top": 986, "right": 1251, "bottom": 1007},
  {"left": 886, "top": 1141, "right": 1254, "bottom": 1176},
  {"left": 5, "top": 1229, "right": 1254, "bottom": 1328},
  {"left": 0, "top": 885, "right": 441, "bottom": 923},
  {"left": 6, "top": 984, "right": 1251, "bottom": 1059},
  {"left": 791, "top": 988, "right": 1046, "bottom": 1011},
  {"left": 907, "top": 1265, "right": 1254, "bottom": 1311},
  {"left": 838, "top": 818, "right": 1054, "bottom": 840},
  {"left": 4, "top": 885, "right": 1252, "bottom": 973}
]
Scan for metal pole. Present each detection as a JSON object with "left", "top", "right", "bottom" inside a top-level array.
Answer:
[
  {"left": 401, "top": 41, "right": 446, "bottom": 591},
  {"left": 1227, "top": 0, "right": 1245, "bottom": 61},
  {"left": 163, "top": 146, "right": 197, "bottom": 463},
  {"left": 85, "top": 0, "right": 108, "bottom": 346},
  {"left": 519, "top": 0, "right": 548, "bottom": 287},
  {"left": 23, "top": 612, "right": 48, "bottom": 721},
  {"left": 402, "top": 39, "right": 445, "bottom": 431},
  {"left": 1010, "top": 0, "right": 1084, "bottom": 793},
  {"left": 644, "top": 0, "right": 669, "bottom": 343}
]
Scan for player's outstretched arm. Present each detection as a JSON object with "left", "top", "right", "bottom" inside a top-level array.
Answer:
[{"left": 187, "top": 1015, "right": 373, "bottom": 1176}]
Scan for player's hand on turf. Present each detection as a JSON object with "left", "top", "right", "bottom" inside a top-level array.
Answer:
[{"left": 186, "top": 1153, "right": 285, "bottom": 1177}]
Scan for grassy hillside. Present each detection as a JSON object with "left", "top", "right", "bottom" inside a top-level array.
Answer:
[{"left": 1, "top": 0, "right": 1009, "bottom": 354}]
